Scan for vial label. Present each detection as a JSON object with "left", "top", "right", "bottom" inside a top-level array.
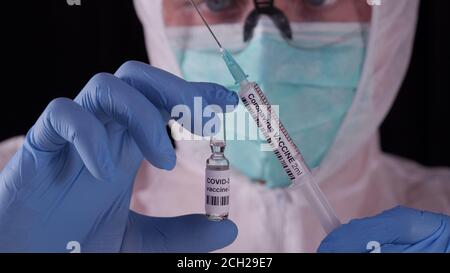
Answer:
[{"left": 205, "top": 169, "right": 230, "bottom": 216}]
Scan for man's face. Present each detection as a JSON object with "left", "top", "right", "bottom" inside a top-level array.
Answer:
[{"left": 163, "top": 0, "right": 372, "bottom": 26}]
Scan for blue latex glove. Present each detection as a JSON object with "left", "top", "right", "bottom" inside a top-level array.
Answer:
[
  {"left": 0, "top": 61, "right": 239, "bottom": 252},
  {"left": 318, "top": 206, "right": 450, "bottom": 253}
]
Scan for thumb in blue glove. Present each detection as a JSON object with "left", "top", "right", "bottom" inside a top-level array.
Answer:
[
  {"left": 121, "top": 212, "right": 237, "bottom": 252},
  {"left": 318, "top": 206, "right": 450, "bottom": 253}
]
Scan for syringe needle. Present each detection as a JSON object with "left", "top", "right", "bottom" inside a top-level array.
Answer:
[{"left": 188, "top": 0, "right": 223, "bottom": 49}]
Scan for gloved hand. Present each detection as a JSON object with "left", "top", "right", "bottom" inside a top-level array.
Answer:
[
  {"left": 0, "top": 61, "right": 239, "bottom": 252},
  {"left": 318, "top": 206, "right": 450, "bottom": 253}
]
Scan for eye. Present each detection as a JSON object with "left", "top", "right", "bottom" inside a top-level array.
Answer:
[
  {"left": 204, "top": 0, "right": 234, "bottom": 12},
  {"left": 303, "top": 0, "right": 337, "bottom": 8}
]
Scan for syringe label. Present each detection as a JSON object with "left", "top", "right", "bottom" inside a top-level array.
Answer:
[{"left": 240, "top": 83, "right": 307, "bottom": 182}]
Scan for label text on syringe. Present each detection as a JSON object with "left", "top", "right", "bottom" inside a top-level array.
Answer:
[{"left": 240, "top": 83, "right": 306, "bottom": 182}]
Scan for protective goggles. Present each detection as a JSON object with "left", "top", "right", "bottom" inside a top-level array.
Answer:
[{"left": 163, "top": 0, "right": 372, "bottom": 41}]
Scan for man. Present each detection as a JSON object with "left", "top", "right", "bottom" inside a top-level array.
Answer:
[{"left": 132, "top": 0, "right": 450, "bottom": 252}]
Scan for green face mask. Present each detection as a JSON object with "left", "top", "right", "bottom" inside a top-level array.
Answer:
[{"left": 167, "top": 20, "right": 368, "bottom": 188}]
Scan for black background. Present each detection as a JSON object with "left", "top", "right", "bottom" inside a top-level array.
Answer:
[{"left": 0, "top": 0, "right": 449, "bottom": 167}]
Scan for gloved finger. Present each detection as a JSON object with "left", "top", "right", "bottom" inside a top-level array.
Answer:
[
  {"left": 74, "top": 73, "right": 176, "bottom": 170},
  {"left": 28, "top": 97, "right": 114, "bottom": 180},
  {"left": 121, "top": 211, "right": 238, "bottom": 253},
  {"left": 383, "top": 211, "right": 450, "bottom": 253},
  {"left": 115, "top": 61, "right": 239, "bottom": 136},
  {"left": 317, "top": 206, "right": 445, "bottom": 253}
]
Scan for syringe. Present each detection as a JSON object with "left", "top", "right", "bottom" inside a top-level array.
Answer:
[{"left": 188, "top": 0, "right": 341, "bottom": 233}]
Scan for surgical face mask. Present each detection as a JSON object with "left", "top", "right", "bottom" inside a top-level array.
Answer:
[{"left": 167, "top": 19, "right": 368, "bottom": 188}]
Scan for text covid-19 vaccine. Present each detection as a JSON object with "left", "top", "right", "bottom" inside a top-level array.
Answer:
[{"left": 205, "top": 140, "right": 230, "bottom": 221}]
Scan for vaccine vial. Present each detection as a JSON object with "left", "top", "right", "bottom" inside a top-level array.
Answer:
[{"left": 205, "top": 139, "right": 230, "bottom": 221}]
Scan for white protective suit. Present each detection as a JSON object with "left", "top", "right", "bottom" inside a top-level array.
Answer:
[{"left": 1, "top": 0, "right": 449, "bottom": 252}]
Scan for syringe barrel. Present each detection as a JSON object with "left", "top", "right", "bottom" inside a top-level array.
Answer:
[
  {"left": 238, "top": 81, "right": 341, "bottom": 233},
  {"left": 238, "top": 81, "right": 309, "bottom": 184}
]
